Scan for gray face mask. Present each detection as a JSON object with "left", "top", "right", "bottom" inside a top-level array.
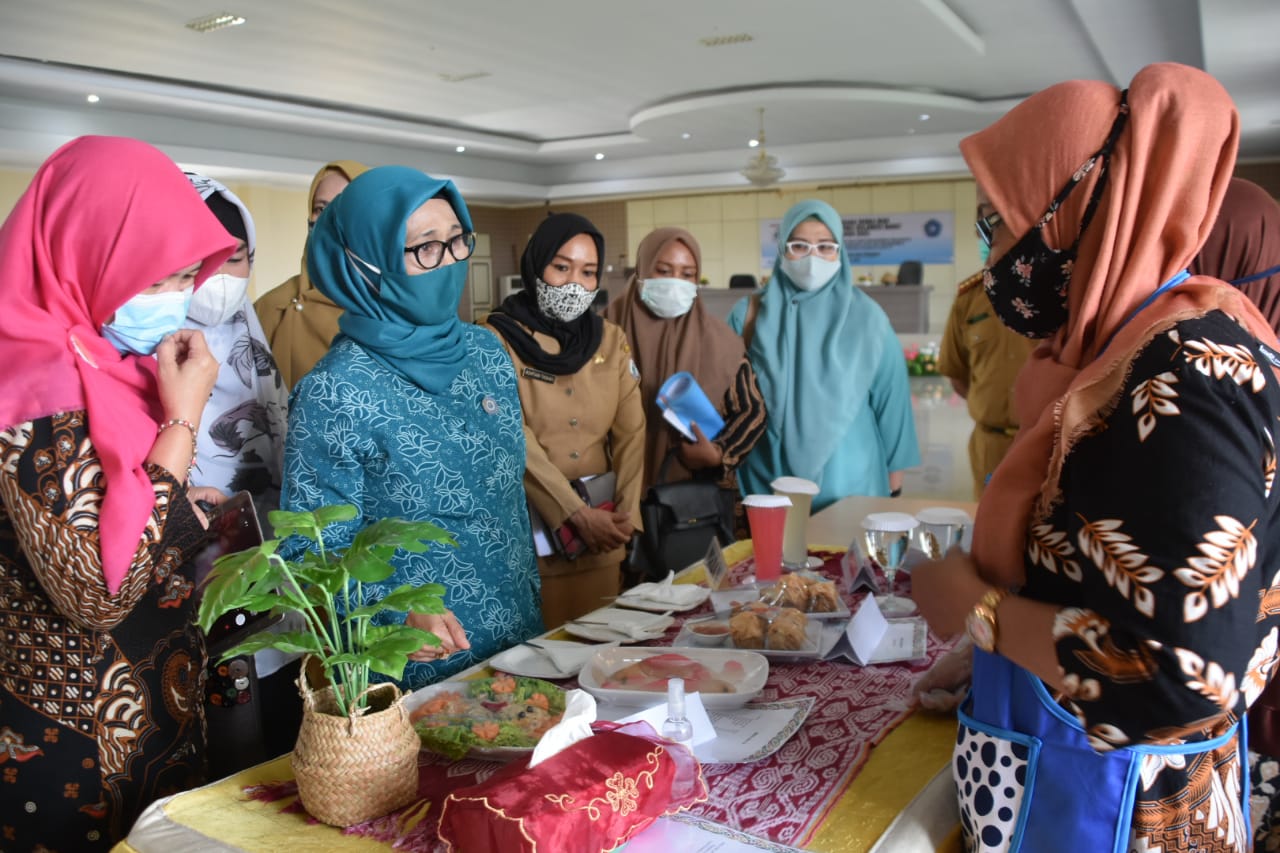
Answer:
[{"left": 536, "top": 278, "right": 597, "bottom": 322}]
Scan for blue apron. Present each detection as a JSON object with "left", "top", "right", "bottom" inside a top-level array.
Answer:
[{"left": 955, "top": 649, "right": 1247, "bottom": 852}]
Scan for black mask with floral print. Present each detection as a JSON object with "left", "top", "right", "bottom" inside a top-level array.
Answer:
[{"left": 983, "top": 92, "right": 1130, "bottom": 339}]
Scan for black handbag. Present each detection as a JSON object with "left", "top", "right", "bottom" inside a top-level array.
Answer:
[{"left": 628, "top": 452, "right": 735, "bottom": 585}]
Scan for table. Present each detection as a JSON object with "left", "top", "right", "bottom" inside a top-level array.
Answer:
[{"left": 117, "top": 496, "right": 972, "bottom": 853}]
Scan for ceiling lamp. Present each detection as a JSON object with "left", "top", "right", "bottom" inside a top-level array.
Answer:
[{"left": 740, "top": 108, "right": 785, "bottom": 187}]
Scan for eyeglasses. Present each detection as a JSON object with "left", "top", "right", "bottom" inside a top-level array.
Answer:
[
  {"left": 975, "top": 211, "right": 1003, "bottom": 247},
  {"left": 405, "top": 231, "right": 476, "bottom": 271},
  {"left": 784, "top": 240, "right": 841, "bottom": 259}
]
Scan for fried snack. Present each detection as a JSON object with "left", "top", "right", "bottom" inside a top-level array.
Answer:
[
  {"left": 807, "top": 579, "right": 839, "bottom": 613},
  {"left": 730, "top": 610, "right": 765, "bottom": 649},
  {"left": 766, "top": 607, "right": 809, "bottom": 651},
  {"left": 772, "top": 574, "right": 811, "bottom": 610}
]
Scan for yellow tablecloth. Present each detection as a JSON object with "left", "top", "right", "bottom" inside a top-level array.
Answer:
[{"left": 116, "top": 533, "right": 962, "bottom": 852}]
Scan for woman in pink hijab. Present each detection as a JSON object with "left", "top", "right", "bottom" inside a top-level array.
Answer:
[{"left": 0, "top": 136, "right": 234, "bottom": 850}]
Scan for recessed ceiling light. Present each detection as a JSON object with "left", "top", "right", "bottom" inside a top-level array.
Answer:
[
  {"left": 918, "top": 113, "right": 931, "bottom": 121},
  {"left": 681, "top": 132, "right": 692, "bottom": 140},
  {"left": 455, "top": 145, "right": 466, "bottom": 153},
  {"left": 184, "top": 13, "right": 246, "bottom": 33},
  {"left": 86, "top": 94, "right": 100, "bottom": 103},
  {"left": 748, "top": 139, "right": 760, "bottom": 148},
  {"left": 594, "top": 152, "right": 605, "bottom": 160}
]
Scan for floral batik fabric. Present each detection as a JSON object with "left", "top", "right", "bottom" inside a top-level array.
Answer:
[
  {"left": 0, "top": 411, "right": 208, "bottom": 851},
  {"left": 1012, "top": 311, "right": 1280, "bottom": 852},
  {"left": 281, "top": 330, "right": 543, "bottom": 690}
]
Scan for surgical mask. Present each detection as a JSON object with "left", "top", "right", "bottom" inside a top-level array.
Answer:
[
  {"left": 102, "top": 289, "right": 192, "bottom": 356},
  {"left": 640, "top": 277, "right": 698, "bottom": 318},
  {"left": 977, "top": 240, "right": 991, "bottom": 267},
  {"left": 983, "top": 92, "right": 1129, "bottom": 339},
  {"left": 536, "top": 279, "right": 597, "bottom": 322},
  {"left": 187, "top": 273, "right": 250, "bottom": 326},
  {"left": 781, "top": 255, "right": 841, "bottom": 292},
  {"left": 345, "top": 247, "right": 467, "bottom": 327}
]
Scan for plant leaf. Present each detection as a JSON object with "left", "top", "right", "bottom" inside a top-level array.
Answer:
[
  {"left": 268, "top": 509, "right": 320, "bottom": 541},
  {"left": 346, "top": 583, "right": 446, "bottom": 619},
  {"left": 216, "top": 630, "right": 324, "bottom": 662},
  {"left": 313, "top": 504, "right": 359, "bottom": 529},
  {"left": 340, "top": 547, "right": 399, "bottom": 584}
]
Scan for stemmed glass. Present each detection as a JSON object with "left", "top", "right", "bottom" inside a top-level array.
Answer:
[
  {"left": 860, "top": 512, "right": 918, "bottom": 616},
  {"left": 912, "top": 507, "right": 973, "bottom": 560}
]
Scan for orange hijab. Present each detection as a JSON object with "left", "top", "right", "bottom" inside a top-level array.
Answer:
[
  {"left": 966, "top": 63, "right": 1280, "bottom": 588},
  {"left": 603, "top": 228, "right": 744, "bottom": 488}
]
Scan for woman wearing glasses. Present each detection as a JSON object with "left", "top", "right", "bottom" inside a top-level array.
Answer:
[
  {"left": 281, "top": 166, "right": 543, "bottom": 689},
  {"left": 911, "top": 64, "right": 1280, "bottom": 851},
  {"left": 727, "top": 200, "right": 920, "bottom": 512},
  {"left": 486, "top": 213, "right": 646, "bottom": 626}
]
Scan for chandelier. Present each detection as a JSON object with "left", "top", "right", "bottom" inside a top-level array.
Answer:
[{"left": 740, "top": 107, "right": 785, "bottom": 186}]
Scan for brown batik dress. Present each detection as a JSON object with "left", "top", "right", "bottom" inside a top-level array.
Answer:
[{"left": 0, "top": 411, "right": 208, "bottom": 851}]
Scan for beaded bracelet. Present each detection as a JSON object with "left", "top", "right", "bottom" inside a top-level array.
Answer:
[{"left": 157, "top": 418, "right": 199, "bottom": 481}]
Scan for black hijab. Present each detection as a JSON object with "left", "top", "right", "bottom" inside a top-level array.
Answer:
[{"left": 487, "top": 212, "right": 605, "bottom": 375}]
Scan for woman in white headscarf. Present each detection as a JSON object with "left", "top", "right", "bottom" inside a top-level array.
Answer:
[{"left": 183, "top": 173, "right": 288, "bottom": 513}]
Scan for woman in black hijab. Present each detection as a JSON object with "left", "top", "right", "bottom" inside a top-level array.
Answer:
[{"left": 486, "top": 214, "right": 646, "bottom": 627}]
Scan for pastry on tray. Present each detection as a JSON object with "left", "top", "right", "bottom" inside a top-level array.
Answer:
[
  {"left": 759, "top": 573, "right": 842, "bottom": 614},
  {"left": 729, "top": 605, "right": 809, "bottom": 651}
]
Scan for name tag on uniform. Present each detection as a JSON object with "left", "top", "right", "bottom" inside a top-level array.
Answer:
[
  {"left": 1259, "top": 343, "right": 1280, "bottom": 369},
  {"left": 522, "top": 367, "right": 556, "bottom": 384},
  {"left": 966, "top": 312, "right": 991, "bottom": 325}
]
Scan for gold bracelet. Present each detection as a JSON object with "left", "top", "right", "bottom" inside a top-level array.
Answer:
[{"left": 157, "top": 418, "right": 198, "bottom": 480}]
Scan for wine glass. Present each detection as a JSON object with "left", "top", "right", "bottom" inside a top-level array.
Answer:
[
  {"left": 912, "top": 507, "right": 973, "bottom": 560},
  {"left": 860, "top": 512, "right": 918, "bottom": 616}
]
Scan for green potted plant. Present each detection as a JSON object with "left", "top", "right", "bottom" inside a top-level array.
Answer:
[{"left": 196, "top": 503, "right": 456, "bottom": 827}]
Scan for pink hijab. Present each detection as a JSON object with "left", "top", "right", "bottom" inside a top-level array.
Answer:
[
  {"left": 963, "top": 64, "right": 1280, "bottom": 587},
  {"left": 0, "top": 136, "right": 235, "bottom": 593}
]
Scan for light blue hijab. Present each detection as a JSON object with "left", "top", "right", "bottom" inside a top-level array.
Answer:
[
  {"left": 743, "top": 200, "right": 887, "bottom": 486},
  {"left": 306, "top": 165, "right": 472, "bottom": 394}
]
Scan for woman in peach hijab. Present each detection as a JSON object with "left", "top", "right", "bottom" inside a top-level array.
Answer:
[
  {"left": 254, "top": 160, "right": 369, "bottom": 387},
  {"left": 912, "top": 64, "right": 1280, "bottom": 851}
]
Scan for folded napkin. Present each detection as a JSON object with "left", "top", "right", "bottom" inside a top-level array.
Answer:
[
  {"left": 530, "top": 688, "right": 597, "bottom": 767},
  {"left": 620, "top": 571, "right": 707, "bottom": 608},
  {"left": 526, "top": 639, "right": 612, "bottom": 673},
  {"left": 570, "top": 619, "right": 669, "bottom": 641}
]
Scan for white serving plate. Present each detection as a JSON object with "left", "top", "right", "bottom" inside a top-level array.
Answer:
[
  {"left": 672, "top": 618, "right": 826, "bottom": 662},
  {"left": 578, "top": 646, "right": 769, "bottom": 709},
  {"left": 405, "top": 678, "right": 564, "bottom": 761},
  {"left": 709, "top": 579, "right": 851, "bottom": 621}
]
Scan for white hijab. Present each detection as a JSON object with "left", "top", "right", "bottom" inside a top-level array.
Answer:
[{"left": 182, "top": 173, "right": 288, "bottom": 505}]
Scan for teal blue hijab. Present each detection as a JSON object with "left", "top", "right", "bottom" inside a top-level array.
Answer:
[
  {"left": 306, "top": 166, "right": 472, "bottom": 394},
  {"left": 742, "top": 199, "right": 887, "bottom": 485}
]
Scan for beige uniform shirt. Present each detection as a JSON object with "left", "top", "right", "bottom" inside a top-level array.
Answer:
[
  {"left": 938, "top": 274, "right": 1038, "bottom": 496},
  {"left": 484, "top": 319, "right": 646, "bottom": 573}
]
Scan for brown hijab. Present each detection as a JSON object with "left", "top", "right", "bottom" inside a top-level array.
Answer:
[
  {"left": 603, "top": 227, "right": 745, "bottom": 489},
  {"left": 965, "top": 63, "right": 1280, "bottom": 587},
  {"left": 253, "top": 159, "right": 369, "bottom": 387},
  {"left": 1190, "top": 178, "right": 1280, "bottom": 333}
]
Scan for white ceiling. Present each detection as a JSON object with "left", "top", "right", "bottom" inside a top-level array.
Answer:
[{"left": 0, "top": 0, "right": 1276, "bottom": 203}]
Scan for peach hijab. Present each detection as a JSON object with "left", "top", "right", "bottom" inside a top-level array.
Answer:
[{"left": 966, "top": 63, "right": 1280, "bottom": 587}]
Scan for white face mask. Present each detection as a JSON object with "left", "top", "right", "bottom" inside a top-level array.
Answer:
[
  {"left": 781, "top": 255, "right": 841, "bottom": 292},
  {"left": 187, "top": 273, "right": 251, "bottom": 326},
  {"left": 639, "top": 277, "right": 698, "bottom": 319},
  {"left": 536, "top": 279, "right": 597, "bottom": 322}
]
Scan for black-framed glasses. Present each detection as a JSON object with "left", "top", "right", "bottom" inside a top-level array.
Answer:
[
  {"left": 975, "top": 211, "right": 1002, "bottom": 247},
  {"left": 784, "top": 240, "right": 841, "bottom": 259},
  {"left": 405, "top": 231, "right": 476, "bottom": 271}
]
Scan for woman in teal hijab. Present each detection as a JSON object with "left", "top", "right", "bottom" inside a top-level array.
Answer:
[
  {"left": 728, "top": 199, "right": 920, "bottom": 511},
  {"left": 281, "top": 166, "right": 543, "bottom": 689}
]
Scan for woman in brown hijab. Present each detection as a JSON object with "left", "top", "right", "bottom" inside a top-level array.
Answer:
[
  {"left": 1191, "top": 177, "right": 1280, "bottom": 333},
  {"left": 253, "top": 160, "right": 369, "bottom": 387},
  {"left": 911, "top": 63, "right": 1280, "bottom": 851},
  {"left": 603, "top": 228, "right": 766, "bottom": 505}
]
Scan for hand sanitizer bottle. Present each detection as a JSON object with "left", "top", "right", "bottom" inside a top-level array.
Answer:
[{"left": 662, "top": 677, "right": 693, "bottom": 749}]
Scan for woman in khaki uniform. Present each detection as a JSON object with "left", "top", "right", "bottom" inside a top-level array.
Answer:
[{"left": 486, "top": 213, "right": 645, "bottom": 627}]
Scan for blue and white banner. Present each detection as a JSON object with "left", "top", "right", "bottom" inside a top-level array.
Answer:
[{"left": 761, "top": 211, "right": 955, "bottom": 271}]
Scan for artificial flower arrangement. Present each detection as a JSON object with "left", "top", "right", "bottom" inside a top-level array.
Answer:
[{"left": 905, "top": 341, "right": 941, "bottom": 376}]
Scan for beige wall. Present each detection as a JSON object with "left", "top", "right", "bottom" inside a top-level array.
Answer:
[{"left": 626, "top": 180, "right": 980, "bottom": 335}]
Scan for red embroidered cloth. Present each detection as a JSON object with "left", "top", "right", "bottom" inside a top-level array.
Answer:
[{"left": 246, "top": 549, "right": 959, "bottom": 851}]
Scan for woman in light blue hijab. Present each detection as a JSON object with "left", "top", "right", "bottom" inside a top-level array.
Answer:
[
  {"left": 727, "top": 199, "right": 920, "bottom": 511},
  {"left": 281, "top": 166, "right": 543, "bottom": 689}
]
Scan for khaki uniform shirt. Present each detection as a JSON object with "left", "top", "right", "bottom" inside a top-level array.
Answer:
[
  {"left": 484, "top": 320, "right": 646, "bottom": 575},
  {"left": 938, "top": 274, "right": 1038, "bottom": 496}
]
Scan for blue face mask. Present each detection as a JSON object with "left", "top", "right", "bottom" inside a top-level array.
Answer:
[
  {"left": 977, "top": 239, "right": 991, "bottom": 267},
  {"left": 345, "top": 247, "right": 467, "bottom": 327},
  {"left": 102, "top": 289, "right": 193, "bottom": 355}
]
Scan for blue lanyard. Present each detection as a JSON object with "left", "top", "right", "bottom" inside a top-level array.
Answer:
[
  {"left": 1098, "top": 269, "right": 1190, "bottom": 356},
  {"left": 1230, "top": 263, "right": 1280, "bottom": 287}
]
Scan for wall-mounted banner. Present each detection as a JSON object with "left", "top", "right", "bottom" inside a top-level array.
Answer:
[{"left": 761, "top": 211, "right": 955, "bottom": 271}]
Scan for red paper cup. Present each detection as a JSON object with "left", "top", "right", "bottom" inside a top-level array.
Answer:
[{"left": 744, "top": 494, "right": 791, "bottom": 583}]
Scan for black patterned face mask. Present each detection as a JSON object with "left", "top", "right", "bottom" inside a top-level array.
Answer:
[{"left": 982, "top": 92, "right": 1130, "bottom": 339}]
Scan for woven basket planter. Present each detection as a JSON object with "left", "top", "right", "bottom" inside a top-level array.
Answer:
[{"left": 291, "top": 674, "right": 419, "bottom": 827}]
